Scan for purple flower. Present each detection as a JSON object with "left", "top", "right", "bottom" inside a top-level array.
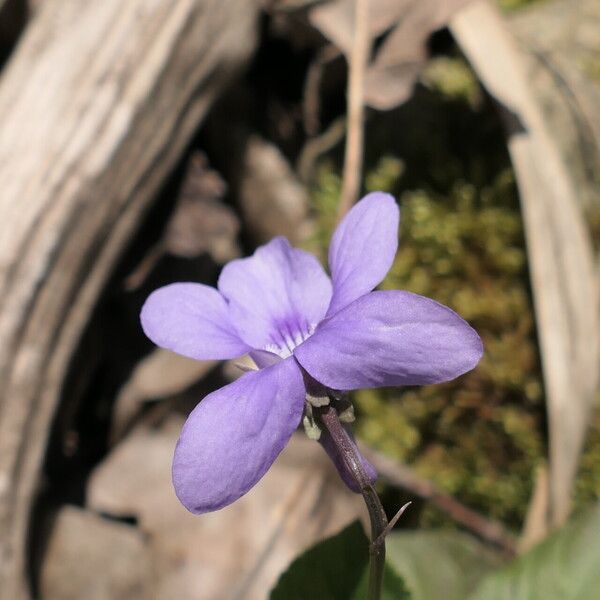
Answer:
[{"left": 140, "top": 192, "right": 483, "bottom": 514}]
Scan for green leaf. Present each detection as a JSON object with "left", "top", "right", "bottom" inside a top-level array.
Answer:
[
  {"left": 386, "top": 530, "right": 501, "bottom": 600},
  {"left": 270, "top": 520, "right": 411, "bottom": 600},
  {"left": 470, "top": 503, "right": 600, "bottom": 600},
  {"left": 352, "top": 561, "right": 412, "bottom": 600},
  {"left": 270, "top": 521, "right": 368, "bottom": 600}
]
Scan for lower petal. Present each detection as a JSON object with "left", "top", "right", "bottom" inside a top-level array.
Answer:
[
  {"left": 172, "top": 357, "right": 305, "bottom": 513},
  {"left": 295, "top": 290, "right": 483, "bottom": 390}
]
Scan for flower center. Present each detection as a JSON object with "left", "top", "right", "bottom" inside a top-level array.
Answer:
[{"left": 263, "top": 316, "right": 316, "bottom": 358}]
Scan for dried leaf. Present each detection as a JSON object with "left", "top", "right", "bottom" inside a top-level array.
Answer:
[
  {"left": 364, "top": 0, "right": 471, "bottom": 110},
  {"left": 163, "top": 153, "right": 240, "bottom": 262},
  {"left": 240, "top": 136, "right": 312, "bottom": 244},
  {"left": 309, "top": 0, "right": 472, "bottom": 110},
  {"left": 40, "top": 507, "right": 151, "bottom": 600},
  {"left": 519, "top": 464, "right": 550, "bottom": 553},
  {"left": 271, "top": 0, "right": 324, "bottom": 10},
  {"left": 451, "top": 0, "right": 600, "bottom": 527},
  {"left": 508, "top": 0, "right": 600, "bottom": 213},
  {"left": 124, "top": 153, "right": 239, "bottom": 289},
  {"left": 309, "top": 0, "right": 411, "bottom": 56}
]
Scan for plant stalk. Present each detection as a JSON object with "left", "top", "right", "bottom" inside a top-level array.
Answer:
[
  {"left": 317, "top": 404, "right": 388, "bottom": 600},
  {"left": 338, "top": 0, "right": 370, "bottom": 219}
]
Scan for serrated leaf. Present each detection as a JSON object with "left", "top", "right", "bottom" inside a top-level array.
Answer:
[
  {"left": 386, "top": 530, "right": 501, "bottom": 600},
  {"left": 270, "top": 520, "right": 412, "bottom": 599},
  {"left": 470, "top": 503, "right": 600, "bottom": 600}
]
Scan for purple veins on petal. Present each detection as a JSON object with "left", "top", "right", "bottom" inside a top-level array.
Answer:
[{"left": 218, "top": 236, "right": 332, "bottom": 354}]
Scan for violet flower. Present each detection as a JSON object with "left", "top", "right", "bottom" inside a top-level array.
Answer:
[{"left": 141, "top": 192, "right": 483, "bottom": 514}]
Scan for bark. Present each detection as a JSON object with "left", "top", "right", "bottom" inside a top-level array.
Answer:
[{"left": 0, "top": 0, "right": 260, "bottom": 596}]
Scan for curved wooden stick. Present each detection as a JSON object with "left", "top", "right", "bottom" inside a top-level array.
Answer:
[{"left": 0, "top": 1, "right": 260, "bottom": 596}]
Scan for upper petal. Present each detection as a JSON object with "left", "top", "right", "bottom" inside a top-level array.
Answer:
[
  {"left": 218, "top": 237, "right": 332, "bottom": 354},
  {"left": 295, "top": 290, "right": 483, "bottom": 390},
  {"left": 141, "top": 282, "right": 250, "bottom": 360},
  {"left": 172, "top": 357, "right": 305, "bottom": 513},
  {"left": 327, "top": 192, "right": 399, "bottom": 316}
]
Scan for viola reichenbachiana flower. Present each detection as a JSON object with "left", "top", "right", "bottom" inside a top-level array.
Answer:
[{"left": 140, "top": 192, "right": 483, "bottom": 514}]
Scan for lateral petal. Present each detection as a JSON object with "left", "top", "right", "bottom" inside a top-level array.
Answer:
[
  {"left": 141, "top": 283, "right": 250, "bottom": 360},
  {"left": 295, "top": 290, "right": 483, "bottom": 390}
]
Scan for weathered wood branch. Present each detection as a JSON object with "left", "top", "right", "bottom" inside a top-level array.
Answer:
[{"left": 0, "top": 0, "right": 260, "bottom": 597}]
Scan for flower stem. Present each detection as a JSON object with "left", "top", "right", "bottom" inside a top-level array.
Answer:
[{"left": 316, "top": 404, "right": 388, "bottom": 600}]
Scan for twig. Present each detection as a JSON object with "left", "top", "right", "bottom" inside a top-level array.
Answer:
[
  {"left": 338, "top": 0, "right": 370, "bottom": 219},
  {"left": 297, "top": 115, "right": 346, "bottom": 183},
  {"left": 303, "top": 44, "right": 341, "bottom": 138},
  {"left": 123, "top": 241, "right": 164, "bottom": 291},
  {"left": 360, "top": 444, "right": 517, "bottom": 556}
]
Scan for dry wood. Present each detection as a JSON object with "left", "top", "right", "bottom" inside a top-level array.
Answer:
[
  {"left": 239, "top": 136, "right": 313, "bottom": 244},
  {"left": 0, "top": 0, "right": 260, "bottom": 596},
  {"left": 339, "top": 0, "right": 370, "bottom": 217},
  {"left": 451, "top": 0, "right": 600, "bottom": 528}
]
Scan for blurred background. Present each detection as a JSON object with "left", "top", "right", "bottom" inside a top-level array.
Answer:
[{"left": 0, "top": 0, "right": 598, "bottom": 598}]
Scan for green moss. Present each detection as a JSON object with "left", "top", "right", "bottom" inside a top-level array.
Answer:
[
  {"left": 498, "top": 0, "right": 545, "bottom": 12},
  {"left": 358, "top": 169, "right": 544, "bottom": 527},
  {"left": 574, "top": 396, "right": 600, "bottom": 507},
  {"left": 421, "top": 57, "right": 481, "bottom": 107},
  {"left": 309, "top": 165, "right": 544, "bottom": 527}
]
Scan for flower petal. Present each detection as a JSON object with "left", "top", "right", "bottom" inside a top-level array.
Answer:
[
  {"left": 172, "top": 357, "right": 305, "bottom": 513},
  {"left": 327, "top": 192, "right": 399, "bottom": 316},
  {"left": 249, "top": 349, "right": 283, "bottom": 369},
  {"left": 295, "top": 290, "right": 483, "bottom": 390},
  {"left": 218, "top": 237, "right": 332, "bottom": 354},
  {"left": 141, "top": 283, "right": 250, "bottom": 360}
]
